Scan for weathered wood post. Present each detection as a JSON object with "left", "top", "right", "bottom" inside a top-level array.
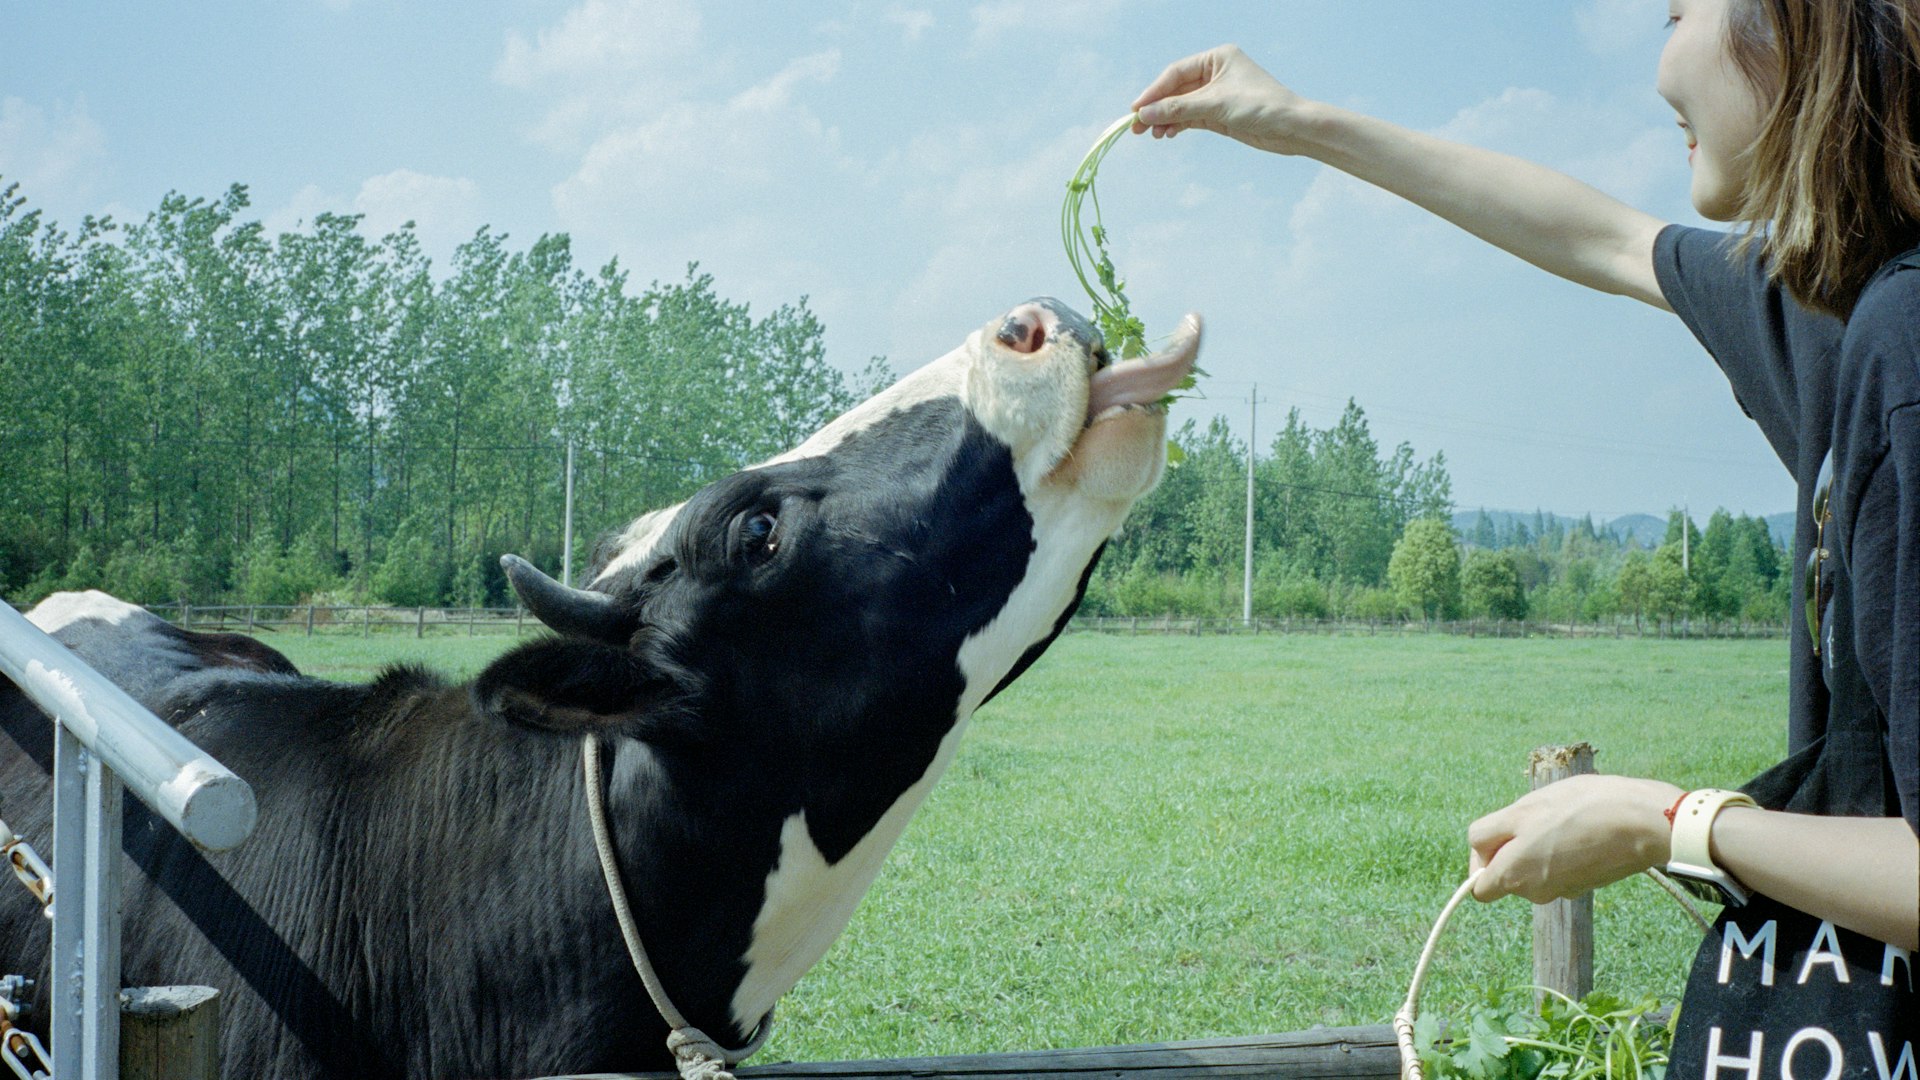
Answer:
[
  {"left": 416, "top": 606, "right": 426, "bottom": 639},
  {"left": 306, "top": 605, "right": 315, "bottom": 637},
  {"left": 1529, "top": 743, "right": 1595, "bottom": 1003},
  {"left": 120, "top": 986, "right": 219, "bottom": 1080}
]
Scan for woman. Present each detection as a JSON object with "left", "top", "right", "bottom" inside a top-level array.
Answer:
[{"left": 1132, "top": 1, "right": 1917, "bottom": 1071}]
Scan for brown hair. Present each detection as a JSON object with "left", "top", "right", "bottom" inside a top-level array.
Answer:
[{"left": 1730, "top": 0, "right": 1920, "bottom": 318}]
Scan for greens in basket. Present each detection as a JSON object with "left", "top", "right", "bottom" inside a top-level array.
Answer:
[{"left": 1413, "top": 987, "right": 1676, "bottom": 1080}]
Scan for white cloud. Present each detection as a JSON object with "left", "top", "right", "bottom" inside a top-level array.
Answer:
[
  {"left": 353, "top": 169, "right": 483, "bottom": 247},
  {"left": 495, "top": 0, "right": 706, "bottom": 150},
  {"left": 0, "top": 96, "right": 108, "bottom": 213},
  {"left": 968, "top": 0, "right": 1123, "bottom": 43},
  {"left": 547, "top": 47, "right": 858, "bottom": 324},
  {"left": 1576, "top": 0, "right": 1670, "bottom": 56},
  {"left": 883, "top": 6, "right": 936, "bottom": 42},
  {"left": 264, "top": 170, "right": 484, "bottom": 268}
]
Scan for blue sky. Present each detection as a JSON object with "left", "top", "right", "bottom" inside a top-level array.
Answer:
[{"left": 2, "top": 0, "right": 1795, "bottom": 522}]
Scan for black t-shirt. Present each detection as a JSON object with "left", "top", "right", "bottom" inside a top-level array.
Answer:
[
  {"left": 1654, "top": 225, "right": 1917, "bottom": 1077},
  {"left": 1655, "top": 224, "right": 1918, "bottom": 830}
]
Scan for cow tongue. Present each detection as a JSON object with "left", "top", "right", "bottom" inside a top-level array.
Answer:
[{"left": 1086, "top": 313, "right": 1203, "bottom": 423}]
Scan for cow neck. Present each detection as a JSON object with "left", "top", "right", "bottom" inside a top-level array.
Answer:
[{"left": 581, "top": 733, "right": 774, "bottom": 1080}]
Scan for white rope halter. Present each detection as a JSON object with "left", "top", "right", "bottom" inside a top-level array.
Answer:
[{"left": 582, "top": 734, "right": 774, "bottom": 1080}]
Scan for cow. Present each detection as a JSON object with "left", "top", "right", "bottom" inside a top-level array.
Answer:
[{"left": 0, "top": 298, "right": 1201, "bottom": 1079}]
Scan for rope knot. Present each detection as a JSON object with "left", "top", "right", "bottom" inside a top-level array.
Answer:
[{"left": 667, "top": 1026, "right": 737, "bottom": 1080}]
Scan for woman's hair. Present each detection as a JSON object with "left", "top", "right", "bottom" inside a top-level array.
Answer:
[{"left": 1731, "top": 0, "right": 1920, "bottom": 318}]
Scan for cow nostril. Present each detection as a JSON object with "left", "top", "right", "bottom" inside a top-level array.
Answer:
[
  {"left": 1092, "top": 343, "right": 1113, "bottom": 371},
  {"left": 998, "top": 303, "right": 1057, "bottom": 355}
]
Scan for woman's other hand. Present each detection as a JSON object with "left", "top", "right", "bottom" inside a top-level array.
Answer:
[
  {"left": 1131, "top": 44, "right": 1306, "bottom": 154},
  {"left": 1467, "top": 774, "right": 1684, "bottom": 903}
]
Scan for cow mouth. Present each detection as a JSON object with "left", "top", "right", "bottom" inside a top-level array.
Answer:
[{"left": 1084, "top": 314, "right": 1202, "bottom": 425}]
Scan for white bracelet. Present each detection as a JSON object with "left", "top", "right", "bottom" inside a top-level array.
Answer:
[{"left": 1666, "top": 787, "right": 1757, "bottom": 906}]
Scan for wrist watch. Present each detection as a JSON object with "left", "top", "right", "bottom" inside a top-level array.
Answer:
[{"left": 1665, "top": 787, "right": 1757, "bottom": 906}]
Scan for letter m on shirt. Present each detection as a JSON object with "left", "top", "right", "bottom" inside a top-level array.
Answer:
[{"left": 1719, "top": 919, "right": 1778, "bottom": 987}]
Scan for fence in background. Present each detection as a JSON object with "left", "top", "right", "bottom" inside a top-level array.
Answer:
[
  {"left": 1068, "top": 615, "right": 1787, "bottom": 639},
  {"left": 146, "top": 605, "right": 1788, "bottom": 642},
  {"left": 151, "top": 604, "right": 538, "bottom": 639}
]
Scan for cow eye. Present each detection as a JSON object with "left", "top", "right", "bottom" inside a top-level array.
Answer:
[{"left": 742, "top": 512, "right": 779, "bottom": 556}]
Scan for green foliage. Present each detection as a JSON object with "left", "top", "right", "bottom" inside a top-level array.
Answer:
[
  {"left": 1, "top": 182, "right": 870, "bottom": 606},
  {"left": 1414, "top": 988, "right": 1674, "bottom": 1080},
  {"left": 1390, "top": 517, "right": 1462, "bottom": 621},
  {"left": 372, "top": 514, "right": 448, "bottom": 607},
  {"left": 1463, "top": 549, "right": 1529, "bottom": 621},
  {"left": 101, "top": 539, "right": 196, "bottom": 604},
  {"left": 233, "top": 531, "right": 341, "bottom": 606}
]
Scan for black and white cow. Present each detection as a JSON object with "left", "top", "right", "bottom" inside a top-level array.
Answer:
[{"left": 0, "top": 299, "right": 1200, "bottom": 1079}]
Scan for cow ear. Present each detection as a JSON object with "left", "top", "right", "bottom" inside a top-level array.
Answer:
[{"left": 473, "top": 637, "right": 696, "bottom": 739}]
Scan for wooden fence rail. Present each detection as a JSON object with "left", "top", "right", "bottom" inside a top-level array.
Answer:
[
  {"left": 538, "top": 1025, "right": 1401, "bottom": 1080},
  {"left": 146, "top": 606, "right": 1787, "bottom": 642},
  {"left": 149, "top": 604, "right": 535, "bottom": 639},
  {"left": 1068, "top": 615, "right": 1786, "bottom": 639}
]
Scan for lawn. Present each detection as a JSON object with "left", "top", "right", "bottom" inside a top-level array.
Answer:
[{"left": 258, "top": 630, "right": 1788, "bottom": 1063}]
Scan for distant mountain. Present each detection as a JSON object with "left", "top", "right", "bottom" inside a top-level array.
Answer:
[
  {"left": 1764, "top": 513, "right": 1793, "bottom": 549},
  {"left": 1450, "top": 508, "right": 1791, "bottom": 550},
  {"left": 1451, "top": 509, "right": 1584, "bottom": 537},
  {"left": 1603, "top": 514, "right": 1667, "bottom": 548}
]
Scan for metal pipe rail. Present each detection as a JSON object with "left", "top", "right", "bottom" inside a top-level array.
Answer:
[{"left": 0, "top": 598, "right": 257, "bottom": 1080}]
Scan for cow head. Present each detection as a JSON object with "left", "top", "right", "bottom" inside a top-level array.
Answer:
[
  {"left": 475, "top": 298, "right": 1199, "bottom": 1029},
  {"left": 484, "top": 298, "right": 1200, "bottom": 757}
]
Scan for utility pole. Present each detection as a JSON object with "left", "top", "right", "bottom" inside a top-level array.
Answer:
[
  {"left": 563, "top": 442, "right": 576, "bottom": 587},
  {"left": 1243, "top": 385, "right": 1264, "bottom": 626}
]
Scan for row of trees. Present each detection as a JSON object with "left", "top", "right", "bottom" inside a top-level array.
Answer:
[
  {"left": 3, "top": 178, "right": 1791, "bottom": 625},
  {"left": 1078, "top": 407, "right": 1789, "bottom": 626},
  {"left": 1379, "top": 509, "right": 1789, "bottom": 627},
  {"left": 1, "top": 181, "right": 887, "bottom": 607}
]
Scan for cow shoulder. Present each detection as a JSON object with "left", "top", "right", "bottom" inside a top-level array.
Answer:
[{"left": 23, "top": 591, "right": 300, "bottom": 715}]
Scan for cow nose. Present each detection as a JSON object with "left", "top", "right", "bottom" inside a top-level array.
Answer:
[
  {"left": 996, "top": 298, "right": 1108, "bottom": 365},
  {"left": 996, "top": 302, "right": 1055, "bottom": 355}
]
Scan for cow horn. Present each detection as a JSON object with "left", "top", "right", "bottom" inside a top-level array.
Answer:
[{"left": 500, "top": 555, "right": 635, "bottom": 643}]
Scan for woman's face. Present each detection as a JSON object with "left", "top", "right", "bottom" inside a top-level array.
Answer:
[{"left": 1657, "top": 0, "right": 1770, "bottom": 220}]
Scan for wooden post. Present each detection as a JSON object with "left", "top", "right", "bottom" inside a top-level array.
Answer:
[
  {"left": 306, "top": 605, "right": 315, "bottom": 637},
  {"left": 120, "top": 985, "right": 219, "bottom": 1080},
  {"left": 363, "top": 605, "right": 371, "bottom": 638},
  {"left": 416, "top": 606, "right": 425, "bottom": 639},
  {"left": 1529, "top": 743, "right": 1595, "bottom": 1004}
]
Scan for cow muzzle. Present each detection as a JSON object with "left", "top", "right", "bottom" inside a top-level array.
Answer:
[{"left": 995, "top": 297, "right": 1111, "bottom": 373}]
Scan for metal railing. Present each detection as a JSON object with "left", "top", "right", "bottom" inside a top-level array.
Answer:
[{"left": 0, "top": 599, "right": 257, "bottom": 1080}]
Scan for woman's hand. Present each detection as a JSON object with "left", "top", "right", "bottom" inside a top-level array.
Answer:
[
  {"left": 1130, "top": 45, "right": 1308, "bottom": 155},
  {"left": 1467, "top": 774, "right": 1684, "bottom": 903}
]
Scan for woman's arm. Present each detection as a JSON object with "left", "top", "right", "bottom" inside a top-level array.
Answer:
[
  {"left": 1468, "top": 774, "right": 1920, "bottom": 950},
  {"left": 1133, "top": 45, "right": 1673, "bottom": 309}
]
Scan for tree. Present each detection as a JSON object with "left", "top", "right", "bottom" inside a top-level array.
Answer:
[
  {"left": 1388, "top": 517, "right": 1461, "bottom": 621},
  {"left": 1469, "top": 510, "right": 1497, "bottom": 550},
  {"left": 1648, "top": 543, "right": 1694, "bottom": 627},
  {"left": 1461, "top": 549, "right": 1528, "bottom": 620},
  {"left": 1617, "top": 550, "right": 1653, "bottom": 629}
]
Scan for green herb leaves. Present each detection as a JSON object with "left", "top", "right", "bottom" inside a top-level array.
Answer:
[
  {"left": 1414, "top": 988, "right": 1675, "bottom": 1080},
  {"left": 1062, "top": 113, "right": 1150, "bottom": 362},
  {"left": 1062, "top": 110, "right": 1201, "bottom": 471}
]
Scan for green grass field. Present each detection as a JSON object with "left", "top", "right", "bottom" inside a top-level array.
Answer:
[{"left": 259, "top": 631, "right": 1787, "bottom": 1063}]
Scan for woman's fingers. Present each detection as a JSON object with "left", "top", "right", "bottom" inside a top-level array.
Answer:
[{"left": 1132, "top": 50, "right": 1216, "bottom": 114}]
